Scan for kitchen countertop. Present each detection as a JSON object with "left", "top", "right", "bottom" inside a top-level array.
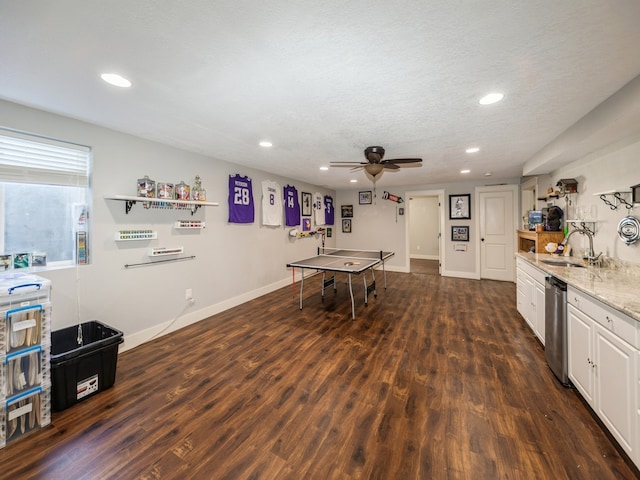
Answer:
[{"left": 516, "top": 252, "right": 640, "bottom": 323}]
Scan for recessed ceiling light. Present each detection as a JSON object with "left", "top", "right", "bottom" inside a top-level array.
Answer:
[
  {"left": 479, "top": 93, "right": 504, "bottom": 105},
  {"left": 484, "top": 172, "right": 493, "bottom": 176},
  {"left": 259, "top": 141, "right": 272, "bottom": 147},
  {"left": 319, "top": 166, "right": 329, "bottom": 171},
  {"left": 461, "top": 169, "right": 471, "bottom": 174},
  {"left": 466, "top": 147, "right": 480, "bottom": 154},
  {"left": 100, "top": 73, "right": 132, "bottom": 88},
  {"left": 350, "top": 179, "right": 358, "bottom": 183}
]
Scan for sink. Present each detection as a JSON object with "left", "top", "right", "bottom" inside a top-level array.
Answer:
[{"left": 540, "top": 259, "right": 586, "bottom": 268}]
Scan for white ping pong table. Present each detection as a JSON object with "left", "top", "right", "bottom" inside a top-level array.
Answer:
[{"left": 286, "top": 248, "right": 394, "bottom": 319}]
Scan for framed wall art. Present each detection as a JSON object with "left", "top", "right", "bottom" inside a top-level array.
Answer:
[
  {"left": 341, "top": 204, "right": 353, "bottom": 218},
  {"left": 359, "top": 191, "right": 372, "bottom": 205},
  {"left": 451, "top": 225, "right": 469, "bottom": 242},
  {"left": 301, "top": 192, "right": 312, "bottom": 216},
  {"left": 342, "top": 218, "right": 352, "bottom": 233},
  {"left": 449, "top": 194, "right": 471, "bottom": 219}
]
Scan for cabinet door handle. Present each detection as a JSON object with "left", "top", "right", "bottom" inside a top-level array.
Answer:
[{"left": 606, "top": 315, "right": 612, "bottom": 324}]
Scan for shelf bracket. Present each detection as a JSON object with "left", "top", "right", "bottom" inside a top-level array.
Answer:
[
  {"left": 125, "top": 199, "right": 136, "bottom": 214},
  {"left": 597, "top": 191, "right": 633, "bottom": 211},
  {"left": 568, "top": 221, "right": 595, "bottom": 235},
  {"left": 190, "top": 204, "right": 201, "bottom": 216},
  {"left": 613, "top": 192, "right": 634, "bottom": 210}
]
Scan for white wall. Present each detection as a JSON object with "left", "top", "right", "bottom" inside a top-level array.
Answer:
[
  {"left": 334, "top": 190, "right": 407, "bottom": 270},
  {"left": 0, "top": 99, "right": 336, "bottom": 350},
  {"left": 336, "top": 180, "right": 520, "bottom": 276},
  {"left": 547, "top": 132, "right": 640, "bottom": 263},
  {"left": 408, "top": 196, "right": 439, "bottom": 259}
]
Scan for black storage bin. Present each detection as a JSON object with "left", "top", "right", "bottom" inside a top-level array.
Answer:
[{"left": 51, "top": 320, "right": 124, "bottom": 411}]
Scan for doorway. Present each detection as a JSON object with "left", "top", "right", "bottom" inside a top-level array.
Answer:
[{"left": 406, "top": 190, "right": 445, "bottom": 274}]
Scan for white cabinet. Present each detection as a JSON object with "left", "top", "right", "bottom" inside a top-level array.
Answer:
[
  {"left": 567, "top": 286, "right": 638, "bottom": 462},
  {"left": 595, "top": 324, "right": 635, "bottom": 456},
  {"left": 567, "top": 304, "right": 595, "bottom": 404},
  {"left": 516, "top": 258, "right": 546, "bottom": 344},
  {"left": 534, "top": 281, "right": 546, "bottom": 343}
]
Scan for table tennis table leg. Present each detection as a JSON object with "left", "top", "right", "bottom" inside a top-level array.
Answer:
[
  {"left": 382, "top": 259, "right": 387, "bottom": 289},
  {"left": 371, "top": 268, "right": 377, "bottom": 297},
  {"left": 299, "top": 268, "right": 305, "bottom": 310},
  {"left": 348, "top": 273, "right": 355, "bottom": 320},
  {"left": 363, "top": 271, "right": 368, "bottom": 306}
]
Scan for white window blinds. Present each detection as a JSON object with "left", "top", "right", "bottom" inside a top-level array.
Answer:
[{"left": 0, "top": 130, "right": 91, "bottom": 186}]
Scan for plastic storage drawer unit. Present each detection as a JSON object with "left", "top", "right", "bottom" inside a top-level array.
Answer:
[
  {"left": 51, "top": 321, "right": 124, "bottom": 411},
  {"left": 1, "top": 385, "right": 52, "bottom": 448}
]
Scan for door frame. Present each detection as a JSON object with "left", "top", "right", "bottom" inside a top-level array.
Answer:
[{"left": 405, "top": 189, "right": 445, "bottom": 275}]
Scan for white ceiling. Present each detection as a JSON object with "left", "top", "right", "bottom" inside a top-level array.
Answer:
[{"left": 2, "top": 1, "right": 640, "bottom": 190}]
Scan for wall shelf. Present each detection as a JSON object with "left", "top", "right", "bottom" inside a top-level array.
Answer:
[
  {"left": 105, "top": 195, "right": 218, "bottom": 215},
  {"left": 115, "top": 229, "right": 157, "bottom": 241},
  {"left": 174, "top": 220, "right": 205, "bottom": 229},
  {"left": 148, "top": 246, "right": 184, "bottom": 257}
]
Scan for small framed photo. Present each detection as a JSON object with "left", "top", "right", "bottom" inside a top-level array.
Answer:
[
  {"left": 32, "top": 252, "right": 47, "bottom": 267},
  {"left": 451, "top": 225, "right": 469, "bottom": 242},
  {"left": 0, "top": 254, "right": 12, "bottom": 271},
  {"left": 302, "top": 218, "right": 311, "bottom": 231},
  {"left": 13, "top": 252, "right": 31, "bottom": 269},
  {"left": 359, "top": 191, "right": 372, "bottom": 205},
  {"left": 301, "top": 192, "right": 312, "bottom": 217},
  {"left": 341, "top": 204, "right": 353, "bottom": 218},
  {"left": 326, "top": 227, "right": 332, "bottom": 238},
  {"left": 449, "top": 194, "right": 471, "bottom": 219},
  {"left": 398, "top": 207, "right": 405, "bottom": 216},
  {"left": 342, "top": 218, "right": 352, "bottom": 233}
]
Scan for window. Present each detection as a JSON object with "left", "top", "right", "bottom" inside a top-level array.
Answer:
[{"left": 0, "top": 128, "right": 91, "bottom": 269}]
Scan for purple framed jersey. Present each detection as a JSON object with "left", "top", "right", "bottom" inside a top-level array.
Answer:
[
  {"left": 283, "top": 184, "right": 300, "bottom": 226},
  {"left": 324, "top": 195, "right": 335, "bottom": 225},
  {"left": 228, "top": 174, "right": 255, "bottom": 223}
]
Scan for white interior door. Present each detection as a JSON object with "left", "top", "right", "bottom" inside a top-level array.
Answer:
[{"left": 479, "top": 186, "right": 516, "bottom": 281}]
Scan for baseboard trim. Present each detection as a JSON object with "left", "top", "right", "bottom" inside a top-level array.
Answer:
[{"left": 120, "top": 274, "right": 299, "bottom": 352}]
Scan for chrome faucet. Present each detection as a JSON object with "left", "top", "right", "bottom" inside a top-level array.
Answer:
[{"left": 564, "top": 228, "right": 602, "bottom": 265}]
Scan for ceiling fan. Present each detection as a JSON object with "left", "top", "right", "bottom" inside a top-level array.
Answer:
[{"left": 330, "top": 146, "right": 422, "bottom": 180}]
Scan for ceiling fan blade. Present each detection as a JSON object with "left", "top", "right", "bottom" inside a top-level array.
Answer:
[
  {"left": 330, "top": 162, "right": 367, "bottom": 168},
  {"left": 382, "top": 158, "right": 422, "bottom": 165},
  {"left": 383, "top": 163, "right": 400, "bottom": 170}
]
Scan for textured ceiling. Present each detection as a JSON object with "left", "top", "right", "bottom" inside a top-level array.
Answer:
[{"left": 2, "top": 1, "right": 640, "bottom": 189}]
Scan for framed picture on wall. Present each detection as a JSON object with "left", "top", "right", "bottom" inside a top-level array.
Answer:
[
  {"left": 359, "top": 191, "right": 372, "bottom": 205},
  {"left": 301, "top": 192, "right": 312, "bottom": 216},
  {"left": 342, "top": 218, "right": 352, "bottom": 233},
  {"left": 449, "top": 194, "right": 471, "bottom": 219},
  {"left": 451, "top": 225, "right": 469, "bottom": 242},
  {"left": 341, "top": 204, "right": 353, "bottom": 218}
]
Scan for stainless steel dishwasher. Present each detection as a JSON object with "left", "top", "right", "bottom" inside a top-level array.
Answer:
[{"left": 545, "top": 275, "right": 570, "bottom": 386}]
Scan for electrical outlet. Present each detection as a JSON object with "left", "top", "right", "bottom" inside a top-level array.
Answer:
[{"left": 186, "top": 288, "right": 193, "bottom": 300}]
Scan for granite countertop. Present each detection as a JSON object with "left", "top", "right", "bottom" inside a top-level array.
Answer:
[{"left": 516, "top": 252, "right": 640, "bottom": 323}]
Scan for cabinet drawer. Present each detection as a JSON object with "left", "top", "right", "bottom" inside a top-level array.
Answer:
[
  {"left": 517, "top": 258, "right": 546, "bottom": 285},
  {"left": 568, "top": 287, "right": 638, "bottom": 348}
]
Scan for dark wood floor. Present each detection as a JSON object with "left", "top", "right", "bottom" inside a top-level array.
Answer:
[
  {"left": 411, "top": 258, "right": 439, "bottom": 275},
  {"left": 1, "top": 271, "right": 638, "bottom": 479}
]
